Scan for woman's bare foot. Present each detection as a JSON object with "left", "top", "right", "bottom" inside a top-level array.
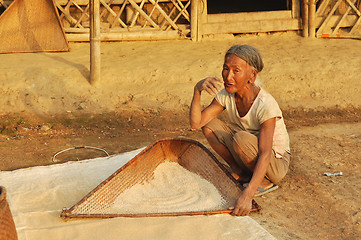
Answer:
[
  {"left": 221, "top": 163, "right": 251, "bottom": 183},
  {"left": 258, "top": 178, "right": 274, "bottom": 190},
  {"left": 231, "top": 172, "right": 251, "bottom": 183},
  {"left": 254, "top": 178, "right": 278, "bottom": 197},
  {"left": 242, "top": 178, "right": 277, "bottom": 196}
]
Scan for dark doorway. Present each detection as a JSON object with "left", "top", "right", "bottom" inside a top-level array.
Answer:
[{"left": 207, "top": 0, "right": 290, "bottom": 14}]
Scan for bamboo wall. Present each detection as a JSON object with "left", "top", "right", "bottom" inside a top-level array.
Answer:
[{"left": 1, "top": 0, "right": 360, "bottom": 40}]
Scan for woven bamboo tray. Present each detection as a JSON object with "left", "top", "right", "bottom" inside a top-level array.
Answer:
[
  {"left": 0, "top": 0, "right": 69, "bottom": 54},
  {"left": 61, "top": 138, "right": 260, "bottom": 218},
  {"left": 0, "top": 186, "right": 18, "bottom": 240}
]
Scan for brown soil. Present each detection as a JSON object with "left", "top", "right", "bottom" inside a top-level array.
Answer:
[
  {"left": 1, "top": 33, "right": 361, "bottom": 239},
  {"left": 1, "top": 107, "right": 360, "bottom": 239}
]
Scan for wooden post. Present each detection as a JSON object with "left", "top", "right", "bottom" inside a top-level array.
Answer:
[
  {"left": 198, "top": 0, "right": 206, "bottom": 41},
  {"left": 308, "top": 0, "right": 316, "bottom": 38},
  {"left": 191, "top": 0, "right": 198, "bottom": 41},
  {"left": 302, "top": 0, "right": 309, "bottom": 37},
  {"left": 292, "top": 0, "right": 301, "bottom": 19},
  {"left": 90, "top": 0, "right": 101, "bottom": 85}
]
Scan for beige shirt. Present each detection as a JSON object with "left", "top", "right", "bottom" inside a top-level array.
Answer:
[{"left": 215, "top": 88, "right": 290, "bottom": 158}]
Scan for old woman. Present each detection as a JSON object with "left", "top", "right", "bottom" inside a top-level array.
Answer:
[{"left": 189, "top": 45, "right": 290, "bottom": 216}]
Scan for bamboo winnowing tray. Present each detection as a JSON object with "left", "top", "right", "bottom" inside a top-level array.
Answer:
[{"left": 61, "top": 138, "right": 260, "bottom": 218}]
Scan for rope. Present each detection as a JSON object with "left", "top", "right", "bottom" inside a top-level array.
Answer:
[{"left": 52, "top": 146, "right": 110, "bottom": 162}]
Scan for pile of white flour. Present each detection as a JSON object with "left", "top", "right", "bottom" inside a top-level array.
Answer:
[{"left": 109, "top": 162, "right": 226, "bottom": 214}]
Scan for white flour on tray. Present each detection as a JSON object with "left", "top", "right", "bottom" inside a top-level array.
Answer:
[{"left": 109, "top": 161, "right": 226, "bottom": 214}]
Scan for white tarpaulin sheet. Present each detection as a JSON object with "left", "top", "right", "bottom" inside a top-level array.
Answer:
[{"left": 0, "top": 148, "right": 276, "bottom": 240}]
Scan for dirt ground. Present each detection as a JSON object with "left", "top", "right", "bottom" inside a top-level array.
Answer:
[{"left": 1, "top": 32, "right": 361, "bottom": 239}]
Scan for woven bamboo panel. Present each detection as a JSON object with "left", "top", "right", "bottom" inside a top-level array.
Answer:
[
  {"left": 0, "top": 186, "right": 18, "bottom": 240},
  {"left": 55, "top": 0, "right": 190, "bottom": 30},
  {"left": 316, "top": 0, "right": 361, "bottom": 38},
  {"left": 61, "top": 138, "right": 260, "bottom": 218},
  {"left": 0, "top": 0, "right": 69, "bottom": 53}
]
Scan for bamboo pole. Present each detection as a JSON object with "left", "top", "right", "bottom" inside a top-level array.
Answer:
[
  {"left": 61, "top": 207, "right": 260, "bottom": 219},
  {"left": 291, "top": 0, "right": 301, "bottom": 18},
  {"left": 66, "top": 30, "right": 184, "bottom": 41},
  {"left": 198, "top": 0, "right": 206, "bottom": 40},
  {"left": 191, "top": 0, "right": 198, "bottom": 41},
  {"left": 308, "top": 0, "right": 316, "bottom": 38},
  {"left": 90, "top": 0, "right": 101, "bottom": 85},
  {"left": 320, "top": 34, "right": 361, "bottom": 39},
  {"left": 302, "top": 0, "right": 309, "bottom": 37}
]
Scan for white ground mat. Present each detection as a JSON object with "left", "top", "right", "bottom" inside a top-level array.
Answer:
[{"left": 0, "top": 148, "right": 276, "bottom": 240}]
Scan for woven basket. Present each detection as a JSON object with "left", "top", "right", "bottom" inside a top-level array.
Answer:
[
  {"left": 0, "top": 186, "right": 18, "bottom": 240},
  {"left": 61, "top": 138, "right": 260, "bottom": 218}
]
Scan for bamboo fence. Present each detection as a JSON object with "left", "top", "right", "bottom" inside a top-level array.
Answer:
[
  {"left": 1, "top": 1, "right": 359, "bottom": 42},
  {"left": 55, "top": 0, "right": 191, "bottom": 41},
  {"left": 315, "top": 0, "right": 361, "bottom": 38}
]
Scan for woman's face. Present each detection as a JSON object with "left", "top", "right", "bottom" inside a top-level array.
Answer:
[{"left": 222, "top": 54, "right": 255, "bottom": 94}]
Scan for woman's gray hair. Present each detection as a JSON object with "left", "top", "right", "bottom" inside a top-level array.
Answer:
[{"left": 225, "top": 45, "right": 264, "bottom": 73}]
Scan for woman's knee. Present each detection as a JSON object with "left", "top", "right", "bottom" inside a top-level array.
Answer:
[
  {"left": 201, "top": 126, "right": 214, "bottom": 139},
  {"left": 202, "top": 127, "right": 221, "bottom": 145},
  {"left": 266, "top": 157, "right": 289, "bottom": 184},
  {"left": 233, "top": 131, "right": 255, "bottom": 147},
  {"left": 232, "top": 131, "right": 258, "bottom": 165},
  {"left": 232, "top": 139, "right": 244, "bottom": 155},
  {"left": 232, "top": 140, "right": 253, "bottom": 166},
  {"left": 233, "top": 132, "right": 258, "bottom": 153}
]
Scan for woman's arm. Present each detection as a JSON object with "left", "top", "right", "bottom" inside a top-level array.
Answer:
[
  {"left": 231, "top": 117, "right": 276, "bottom": 216},
  {"left": 189, "top": 77, "right": 224, "bottom": 130}
]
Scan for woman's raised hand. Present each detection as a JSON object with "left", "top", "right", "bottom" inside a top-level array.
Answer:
[{"left": 195, "top": 77, "right": 223, "bottom": 96}]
